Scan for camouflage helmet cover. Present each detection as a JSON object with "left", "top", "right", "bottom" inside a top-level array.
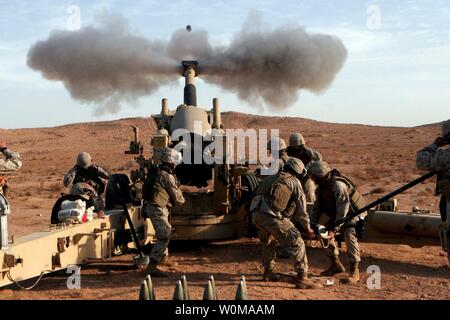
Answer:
[
  {"left": 267, "top": 137, "right": 287, "bottom": 152},
  {"left": 70, "top": 182, "right": 97, "bottom": 200},
  {"left": 289, "top": 132, "right": 305, "bottom": 147},
  {"left": 307, "top": 160, "right": 331, "bottom": 177},
  {"left": 77, "top": 152, "right": 92, "bottom": 169},
  {"left": 284, "top": 157, "right": 307, "bottom": 177},
  {"left": 160, "top": 147, "right": 182, "bottom": 165},
  {"left": 442, "top": 119, "right": 450, "bottom": 136}
]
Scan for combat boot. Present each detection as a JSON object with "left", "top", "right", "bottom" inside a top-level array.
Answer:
[
  {"left": 146, "top": 258, "right": 168, "bottom": 277},
  {"left": 295, "top": 272, "right": 323, "bottom": 289},
  {"left": 342, "top": 262, "right": 360, "bottom": 284},
  {"left": 262, "top": 268, "right": 280, "bottom": 282},
  {"left": 320, "top": 255, "right": 345, "bottom": 276},
  {"left": 160, "top": 256, "right": 178, "bottom": 267}
]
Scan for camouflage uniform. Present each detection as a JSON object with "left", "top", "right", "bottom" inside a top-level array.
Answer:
[
  {"left": 308, "top": 161, "right": 366, "bottom": 282},
  {"left": 251, "top": 172, "right": 310, "bottom": 274},
  {"left": 144, "top": 168, "right": 185, "bottom": 263},
  {"left": 287, "top": 133, "right": 322, "bottom": 202},
  {"left": 0, "top": 148, "right": 22, "bottom": 175},
  {"left": 416, "top": 119, "right": 450, "bottom": 265},
  {"left": 0, "top": 147, "right": 22, "bottom": 249},
  {"left": 310, "top": 175, "right": 366, "bottom": 263},
  {"left": 251, "top": 157, "right": 322, "bottom": 289}
]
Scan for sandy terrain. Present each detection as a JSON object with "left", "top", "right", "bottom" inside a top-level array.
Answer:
[{"left": 0, "top": 112, "right": 448, "bottom": 300}]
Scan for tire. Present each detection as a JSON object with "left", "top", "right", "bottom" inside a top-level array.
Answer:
[{"left": 105, "top": 174, "right": 132, "bottom": 210}]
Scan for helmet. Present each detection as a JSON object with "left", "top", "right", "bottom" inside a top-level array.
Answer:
[
  {"left": 289, "top": 133, "right": 305, "bottom": 147},
  {"left": 442, "top": 119, "right": 450, "bottom": 137},
  {"left": 70, "top": 182, "right": 97, "bottom": 201},
  {"left": 161, "top": 148, "right": 182, "bottom": 165},
  {"left": 77, "top": 152, "right": 92, "bottom": 169},
  {"left": 284, "top": 157, "right": 307, "bottom": 177},
  {"left": 267, "top": 137, "right": 287, "bottom": 152},
  {"left": 307, "top": 161, "right": 331, "bottom": 177}
]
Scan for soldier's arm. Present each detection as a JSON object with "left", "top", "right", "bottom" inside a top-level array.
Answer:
[
  {"left": 333, "top": 181, "right": 351, "bottom": 231},
  {"left": 415, "top": 143, "right": 438, "bottom": 171},
  {"left": 95, "top": 165, "right": 110, "bottom": 179},
  {"left": 164, "top": 173, "right": 185, "bottom": 206},
  {"left": 308, "top": 148, "right": 322, "bottom": 162},
  {"left": 63, "top": 166, "right": 77, "bottom": 187},
  {"left": 0, "top": 148, "right": 22, "bottom": 173},
  {"left": 291, "top": 181, "right": 310, "bottom": 230}
]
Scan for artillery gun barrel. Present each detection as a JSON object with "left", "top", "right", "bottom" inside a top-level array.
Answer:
[{"left": 332, "top": 171, "right": 437, "bottom": 228}]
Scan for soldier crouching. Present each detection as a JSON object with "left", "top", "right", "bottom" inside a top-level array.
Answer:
[
  {"left": 143, "top": 148, "right": 185, "bottom": 277},
  {"left": 251, "top": 157, "right": 322, "bottom": 289},
  {"left": 307, "top": 161, "right": 367, "bottom": 284}
]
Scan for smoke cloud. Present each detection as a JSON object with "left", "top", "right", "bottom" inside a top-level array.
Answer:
[{"left": 28, "top": 13, "right": 347, "bottom": 114}]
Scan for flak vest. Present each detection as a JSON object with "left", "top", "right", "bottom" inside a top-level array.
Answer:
[
  {"left": 144, "top": 170, "right": 171, "bottom": 209},
  {"left": 317, "top": 170, "right": 365, "bottom": 220},
  {"left": 255, "top": 172, "right": 297, "bottom": 218}
]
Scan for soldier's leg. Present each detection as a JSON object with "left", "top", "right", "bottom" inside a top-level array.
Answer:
[
  {"left": 270, "top": 218, "right": 308, "bottom": 274},
  {"left": 271, "top": 218, "right": 322, "bottom": 289},
  {"left": 344, "top": 227, "right": 361, "bottom": 263},
  {"left": 320, "top": 235, "right": 346, "bottom": 276},
  {"left": 148, "top": 207, "right": 172, "bottom": 263},
  {"left": 253, "top": 212, "right": 277, "bottom": 271},
  {"left": 342, "top": 227, "right": 361, "bottom": 283},
  {"left": 253, "top": 212, "right": 280, "bottom": 281}
]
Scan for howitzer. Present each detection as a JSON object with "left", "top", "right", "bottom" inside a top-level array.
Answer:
[{"left": 331, "top": 171, "right": 438, "bottom": 229}]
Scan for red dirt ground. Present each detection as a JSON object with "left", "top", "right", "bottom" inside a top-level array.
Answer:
[{"left": 0, "top": 112, "right": 448, "bottom": 300}]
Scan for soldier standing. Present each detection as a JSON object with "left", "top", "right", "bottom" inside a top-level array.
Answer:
[
  {"left": 0, "top": 142, "right": 22, "bottom": 250},
  {"left": 416, "top": 119, "right": 450, "bottom": 268},
  {"left": 63, "top": 152, "right": 109, "bottom": 218},
  {"left": 287, "top": 132, "right": 322, "bottom": 202},
  {"left": 144, "top": 148, "right": 185, "bottom": 277},
  {"left": 251, "top": 157, "right": 322, "bottom": 289},
  {"left": 307, "top": 161, "right": 366, "bottom": 284}
]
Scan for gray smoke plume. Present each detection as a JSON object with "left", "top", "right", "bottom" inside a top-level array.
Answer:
[
  {"left": 27, "top": 14, "right": 179, "bottom": 114},
  {"left": 28, "top": 13, "right": 347, "bottom": 113}
]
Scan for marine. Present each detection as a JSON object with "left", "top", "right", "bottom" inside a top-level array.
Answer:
[
  {"left": 287, "top": 132, "right": 322, "bottom": 202},
  {"left": 416, "top": 119, "right": 450, "bottom": 268},
  {"left": 0, "top": 141, "right": 22, "bottom": 250},
  {"left": 63, "top": 152, "right": 109, "bottom": 218},
  {"left": 308, "top": 160, "right": 367, "bottom": 283},
  {"left": 144, "top": 147, "right": 185, "bottom": 277},
  {"left": 251, "top": 157, "right": 322, "bottom": 289}
]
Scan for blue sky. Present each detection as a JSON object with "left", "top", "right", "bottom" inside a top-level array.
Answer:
[{"left": 0, "top": 0, "right": 449, "bottom": 129}]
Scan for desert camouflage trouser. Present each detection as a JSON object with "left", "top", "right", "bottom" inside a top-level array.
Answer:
[
  {"left": 326, "top": 227, "right": 360, "bottom": 263},
  {"left": 252, "top": 210, "right": 308, "bottom": 273},
  {"left": 146, "top": 203, "right": 171, "bottom": 263}
]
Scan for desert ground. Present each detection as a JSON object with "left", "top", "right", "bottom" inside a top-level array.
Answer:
[{"left": 0, "top": 111, "right": 448, "bottom": 300}]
